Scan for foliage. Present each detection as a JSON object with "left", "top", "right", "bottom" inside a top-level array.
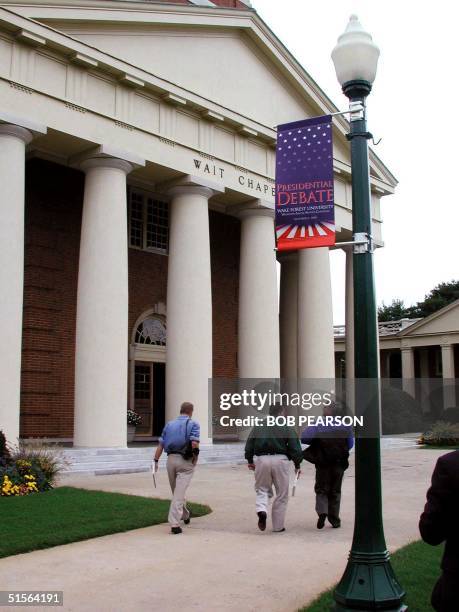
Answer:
[
  {"left": 381, "top": 386, "right": 425, "bottom": 435},
  {"left": 418, "top": 421, "right": 459, "bottom": 447},
  {"left": 1, "top": 461, "right": 43, "bottom": 497},
  {"left": 408, "top": 280, "right": 459, "bottom": 318},
  {"left": 0, "top": 487, "right": 211, "bottom": 558},
  {"left": 127, "top": 409, "right": 142, "bottom": 426},
  {"left": 378, "top": 280, "right": 459, "bottom": 321},
  {"left": 441, "top": 407, "right": 459, "bottom": 424},
  {"left": 1, "top": 444, "right": 66, "bottom": 497},
  {"left": 0, "top": 430, "right": 11, "bottom": 467},
  {"left": 378, "top": 299, "right": 409, "bottom": 322},
  {"left": 300, "top": 540, "right": 442, "bottom": 612}
]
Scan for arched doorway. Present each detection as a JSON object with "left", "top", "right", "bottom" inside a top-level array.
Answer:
[{"left": 129, "top": 306, "right": 166, "bottom": 440}]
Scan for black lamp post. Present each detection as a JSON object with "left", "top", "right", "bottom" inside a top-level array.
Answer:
[{"left": 331, "top": 15, "right": 406, "bottom": 611}]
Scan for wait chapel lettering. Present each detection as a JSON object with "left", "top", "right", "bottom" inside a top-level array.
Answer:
[{"left": 193, "top": 158, "right": 275, "bottom": 198}]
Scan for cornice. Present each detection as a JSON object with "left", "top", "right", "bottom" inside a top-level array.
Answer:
[{"left": 0, "top": 2, "right": 396, "bottom": 190}]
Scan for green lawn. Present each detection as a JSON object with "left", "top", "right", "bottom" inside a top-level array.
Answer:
[
  {"left": 301, "top": 540, "right": 442, "bottom": 611},
  {"left": 419, "top": 445, "right": 459, "bottom": 450},
  {"left": 0, "top": 486, "right": 211, "bottom": 558}
]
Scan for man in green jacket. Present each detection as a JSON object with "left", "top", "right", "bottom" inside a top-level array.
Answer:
[{"left": 245, "top": 404, "right": 303, "bottom": 532}]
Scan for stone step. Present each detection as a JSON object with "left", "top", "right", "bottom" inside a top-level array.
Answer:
[
  {"left": 58, "top": 444, "right": 246, "bottom": 475},
  {"left": 61, "top": 457, "right": 246, "bottom": 476},
  {"left": 62, "top": 450, "right": 245, "bottom": 463}
]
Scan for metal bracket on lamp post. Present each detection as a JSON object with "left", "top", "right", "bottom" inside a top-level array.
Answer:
[{"left": 334, "top": 233, "right": 373, "bottom": 254}]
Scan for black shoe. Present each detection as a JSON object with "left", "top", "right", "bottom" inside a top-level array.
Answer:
[
  {"left": 257, "top": 511, "right": 267, "bottom": 531},
  {"left": 328, "top": 516, "right": 341, "bottom": 528},
  {"left": 273, "top": 528, "right": 286, "bottom": 533},
  {"left": 171, "top": 526, "right": 182, "bottom": 535},
  {"left": 317, "top": 514, "right": 327, "bottom": 529}
]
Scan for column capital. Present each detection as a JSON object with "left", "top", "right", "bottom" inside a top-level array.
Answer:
[
  {"left": 277, "top": 251, "right": 298, "bottom": 263},
  {"left": 167, "top": 184, "right": 215, "bottom": 200},
  {"left": 159, "top": 174, "right": 224, "bottom": 199},
  {"left": 80, "top": 157, "right": 134, "bottom": 175},
  {"left": 400, "top": 345, "right": 414, "bottom": 352},
  {"left": 70, "top": 144, "right": 145, "bottom": 174},
  {"left": 236, "top": 206, "right": 274, "bottom": 221},
  {"left": 0, "top": 124, "right": 33, "bottom": 145},
  {"left": 0, "top": 111, "right": 47, "bottom": 142}
]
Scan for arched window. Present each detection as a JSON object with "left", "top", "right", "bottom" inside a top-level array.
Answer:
[{"left": 135, "top": 317, "right": 166, "bottom": 346}]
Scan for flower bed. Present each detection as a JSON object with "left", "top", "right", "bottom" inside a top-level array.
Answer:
[
  {"left": 418, "top": 421, "right": 459, "bottom": 447},
  {"left": 0, "top": 431, "right": 65, "bottom": 497}
]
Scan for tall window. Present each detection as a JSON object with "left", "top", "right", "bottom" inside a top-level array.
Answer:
[{"left": 128, "top": 187, "right": 169, "bottom": 253}]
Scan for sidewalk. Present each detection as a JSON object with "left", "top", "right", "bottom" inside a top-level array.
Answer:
[{"left": 0, "top": 447, "right": 445, "bottom": 612}]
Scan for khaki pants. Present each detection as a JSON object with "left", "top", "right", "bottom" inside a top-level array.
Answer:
[
  {"left": 166, "top": 454, "right": 195, "bottom": 527},
  {"left": 254, "top": 454, "right": 290, "bottom": 531}
]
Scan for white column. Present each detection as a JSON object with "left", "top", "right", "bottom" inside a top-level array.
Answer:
[
  {"left": 74, "top": 157, "right": 132, "bottom": 447},
  {"left": 279, "top": 253, "right": 298, "bottom": 379},
  {"left": 441, "top": 343, "right": 456, "bottom": 410},
  {"left": 238, "top": 208, "right": 280, "bottom": 379},
  {"left": 401, "top": 346, "right": 415, "bottom": 397},
  {"left": 419, "top": 348, "right": 430, "bottom": 413},
  {"left": 297, "top": 247, "right": 334, "bottom": 379},
  {"left": 165, "top": 185, "right": 213, "bottom": 442},
  {"left": 0, "top": 124, "right": 32, "bottom": 446}
]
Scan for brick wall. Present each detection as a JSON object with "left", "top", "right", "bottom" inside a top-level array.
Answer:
[
  {"left": 21, "top": 159, "right": 240, "bottom": 438},
  {"left": 21, "top": 159, "right": 83, "bottom": 438},
  {"left": 210, "top": 210, "right": 240, "bottom": 377}
]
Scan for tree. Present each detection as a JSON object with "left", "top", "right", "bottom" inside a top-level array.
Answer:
[
  {"left": 378, "top": 280, "right": 459, "bottom": 321},
  {"left": 407, "top": 280, "right": 459, "bottom": 318},
  {"left": 378, "top": 299, "right": 409, "bottom": 322}
]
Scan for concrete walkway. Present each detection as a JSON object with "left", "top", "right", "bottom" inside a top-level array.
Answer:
[{"left": 0, "top": 447, "right": 446, "bottom": 612}]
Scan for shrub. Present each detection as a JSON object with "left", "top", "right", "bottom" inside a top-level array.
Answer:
[
  {"left": 442, "top": 407, "right": 459, "bottom": 424},
  {"left": 1, "top": 444, "right": 67, "bottom": 497},
  {"left": 0, "top": 430, "right": 11, "bottom": 467},
  {"left": 381, "top": 386, "right": 426, "bottom": 435},
  {"left": 418, "top": 421, "right": 459, "bottom": 446}
]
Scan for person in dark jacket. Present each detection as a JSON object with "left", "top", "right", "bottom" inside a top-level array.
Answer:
[
  {"left": 419, "top": 450, "right": 459, "bottom": 611},
  {"left": 301, "top": 403, "right": 354, "bottom": 529},
  {"left": 245, "top": 404, "right": 303, "bottom": 533}
]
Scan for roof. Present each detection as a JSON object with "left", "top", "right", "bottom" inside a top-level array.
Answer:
[
  {"left": 398, "top": 299, "right": 459, "bottom": 337},
  {"left": 334, "top": 299, "right": 459, "bottom": 340},
  {"left": 111, "top": 0, "right": 251, "bottom": 7}
]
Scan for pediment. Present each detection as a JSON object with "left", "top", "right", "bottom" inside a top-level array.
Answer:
[
  {"left": 401, "top": 301, "right": 459, "bottom": 337},
  {"left": 10, "top": 0, "right": 395, "bottom": 188},
  {"left": 48, "top": 23, "right": 318, "bottom": 129}
]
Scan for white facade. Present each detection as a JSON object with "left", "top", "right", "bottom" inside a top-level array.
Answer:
[{"left": 0, "top": 1, "right": 396, "bottom": 447}]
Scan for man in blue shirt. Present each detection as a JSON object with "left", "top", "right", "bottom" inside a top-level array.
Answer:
[
  {"left": 301, "top": 403, "right": 354, "bottom": 529},
  {"left": 154, "top": 402, "right": 200, "bottom": 534}
]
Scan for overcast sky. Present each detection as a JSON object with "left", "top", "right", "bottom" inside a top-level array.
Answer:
[{"left": 254, "top": 0, "right": 459, "bottom": 324}]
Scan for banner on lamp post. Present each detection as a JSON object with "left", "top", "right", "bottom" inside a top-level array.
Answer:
[{"left": 275, "top": 115, "right": 335, "bottom": 251}]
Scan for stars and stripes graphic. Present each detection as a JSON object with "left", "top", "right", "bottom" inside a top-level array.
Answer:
[{"left": 275, "top": 115, "right": 335, "bottom": 252}]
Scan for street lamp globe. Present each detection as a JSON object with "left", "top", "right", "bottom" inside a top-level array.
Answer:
[{"left": 331, "top": 14, "right": 380, "bottom": 97}]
